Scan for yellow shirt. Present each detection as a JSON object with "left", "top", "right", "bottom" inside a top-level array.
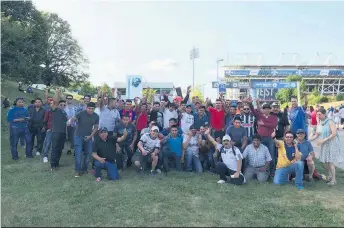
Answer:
[{"left": 275, "top": 140, "right": 302, "bottom": 169}]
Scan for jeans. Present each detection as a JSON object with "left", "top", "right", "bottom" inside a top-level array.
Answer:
[
  {"left": 30, "top": 127, "right": 44, "bottom": 152},
  {"left": 74, "top": 136, "right": 93, "bottom": 172},
  {"left": 273, "top": 161, "right": 304, "bottom": 187},
  {"left": 185, "top": 149, "right": 202, "bottom": 173},
  {"left": 43, "top": 130, "right": 52, "bottom": 158},
  {"left": 115, "top": 144, "right": 131, "bottom": 170},
  {"left": 216, "top": 162, "right": 245, "bottom": 185},
  {"left": 261, "top": 136, "right": 276, "bottom": 174},
  {"left": 163, "top": 148, "right": 182, "bottom": 172},
  {"left": 94, "top": 160, "right": 120, "bottom": 180},
  {"left": 10, "top": 126, "right": 32, "bottom": 159},
  {"left": 51, "top": 132, "right": 66, "bottom": 168}
]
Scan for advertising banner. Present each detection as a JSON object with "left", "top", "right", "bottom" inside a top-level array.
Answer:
[{"left": 126, "top": 75, "right": 143, "bottom": 99}]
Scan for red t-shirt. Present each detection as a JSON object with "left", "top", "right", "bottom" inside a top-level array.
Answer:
[
  {"left": 136, "top": 111, "right": 148, "bottom": 131},
  {"left": 208, "top": 107, "right": 225, "bottom": 131},
  {"left": 311, "top": 110, "right": 317, "bottom": 125}
]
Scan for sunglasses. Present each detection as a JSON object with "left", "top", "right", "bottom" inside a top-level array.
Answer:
[
  {"left": 243, "top": 108, "right": 250, "bottom": 110},
  {"left": 66, "top": 97, "right": 73, "bottom": 100},
  {"left": 223, "top": 140, "right": 230, "bottom": 142}
]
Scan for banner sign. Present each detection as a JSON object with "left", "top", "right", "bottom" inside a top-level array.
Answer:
[
  {"left": 218, "top": 83, "right": 227, "bottom": 93},
  {"left": 126, "top": 75, "right": 143, "bottom": 99},
  {"left": 225, "top": 68, "right": 344, "bottom": 77},
  {"left": 212, "top": 81, "right": 250, "bottom": 89},
  {"left": 251, "top": 81, "right": 297, "bottom": 89}
]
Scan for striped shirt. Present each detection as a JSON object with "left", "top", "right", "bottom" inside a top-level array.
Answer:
[{"left": 241, "top": 113, "right": 256, "bottom": 138}]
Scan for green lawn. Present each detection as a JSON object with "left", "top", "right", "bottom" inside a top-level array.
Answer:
[{"left": 1, "top": 81, "right": 344, "bottom": 227}]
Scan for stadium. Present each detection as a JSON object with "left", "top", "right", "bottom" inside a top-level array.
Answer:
[{"left": 220, "top": 53, "right": 344, "bottom": 100}]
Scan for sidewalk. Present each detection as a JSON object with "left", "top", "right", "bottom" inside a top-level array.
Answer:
[{"left": 311, "top": 128, "right": 344, "bottom": 170}]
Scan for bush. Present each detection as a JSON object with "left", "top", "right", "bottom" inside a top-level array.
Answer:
[
  {"left": 336, "top": 94, "right": 344, "bottom": 101},
  {"left": 319, "top": 96, "right": 329, "bottom": 103}
]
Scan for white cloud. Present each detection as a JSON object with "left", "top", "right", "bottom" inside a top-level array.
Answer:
[{"left": 142, "top": 58, "right": 178, "bottom": 72}]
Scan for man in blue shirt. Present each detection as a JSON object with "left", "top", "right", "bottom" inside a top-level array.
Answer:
[
  {"left": 193, "top": 105, "right": 209, "bottom": 129},
  {"left": 162, "top": 125, "right": 183, "bottom": 172},
  {"left": 7, "top": 98, "right": 33, "bottom": 160},
  {"left": 295, "top": 129, "right": 316, "bottom": 182}
]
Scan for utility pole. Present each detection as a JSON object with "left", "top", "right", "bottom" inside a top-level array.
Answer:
[
  {"left": 216, "top": 58, "right": 224, "bottom": 97},
  {"left": 190, "top": 47, "right": 199, "bottom": 88}
]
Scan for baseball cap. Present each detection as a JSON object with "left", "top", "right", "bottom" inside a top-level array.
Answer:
[
  {"left": 262, "top": 103, "right": 271, "bottom": 109},
  {"left": 271, "top": 102, "right": 280, "bottom": 107},
  {"left": 296, "top": 129, "right": 306, "bottom": 134},
  {"left": 151, "top": 126, "right": 159, "bottom": 132},
  {"left": 98, "top": 127, "right": 108, "bottom": 133},
  {"left": 186, "top": 104, "right": 192, "bottom": 108},
  {"left": 222, "top": 135, "right": 231, "bottom": 141}
]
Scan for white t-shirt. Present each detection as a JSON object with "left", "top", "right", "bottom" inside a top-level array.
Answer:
[
  {"left": 183, "top": 134, "right": 200, "bottom": 157},
  {"left": 339, "top": 108, "right": 344, "bottom": 118},
  {"left": 180, "top": 112, "right": 194, "bottom": 134},
  {"left": 216, "top": 143, "right": 243, "bottom": 171},
  {"left": 163, "top": 109, "right": 178, "bottom": 129},
  {"left": 139, "top": 133, "right": 161, "bottom": 153},
  {"left": 98, "top": 107, "right": 121, "bottom": 132}
]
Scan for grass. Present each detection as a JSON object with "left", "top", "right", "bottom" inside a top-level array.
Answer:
[{"left": 1, "top": 81, "right": 344, "bottom": 227}]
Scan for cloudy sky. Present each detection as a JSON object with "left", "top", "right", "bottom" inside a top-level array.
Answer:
[{"left": 33, "top": 0, "right": 344, "bottom": 99}]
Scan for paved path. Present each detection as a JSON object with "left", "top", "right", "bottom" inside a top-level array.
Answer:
[{"left": 311, "top": 128, "right": 344, "bottom": 170}]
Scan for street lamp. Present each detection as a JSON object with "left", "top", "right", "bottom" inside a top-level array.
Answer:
[
  {"left": 216, "top": 58, "right": 224, "bottom": 97},
  {"left": 190, "top": 47, "right": 199, "bottom": 89}
]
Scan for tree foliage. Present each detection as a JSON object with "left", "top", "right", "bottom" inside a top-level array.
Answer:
[
  {"left": 68, "top": 81, "right": 97, "bottom": 97},
  {"left": 276, "top": 75, "right": 306, "bottom": 104},
  {"left": 1, "top": 1, "right": 88, "bottom": 86}
]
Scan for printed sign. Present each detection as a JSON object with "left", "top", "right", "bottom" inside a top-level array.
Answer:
[{"left": 126, "top": 75, "right": 143, "bottom": 99}]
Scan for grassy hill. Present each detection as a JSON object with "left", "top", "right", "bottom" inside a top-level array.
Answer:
[{"left": 1, "top": 81, "right": 344, "bottom": 226}]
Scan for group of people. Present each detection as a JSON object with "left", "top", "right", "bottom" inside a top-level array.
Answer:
[{"left": 6, "top": 86, "right": 344, "bottom": 189}]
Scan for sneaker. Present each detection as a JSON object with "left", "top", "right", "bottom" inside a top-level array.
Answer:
[
  {"left": 150, "top": 170, "right": 158, "bottom": 175},
  {"left": 217, "top": 180, "right": 226, "bottom": 184},
  {"left": 67, "top": 150, "right": 72, "bottom": 155},
  {"left": 156, "top": 169, "right": 162, "bottom": 174},
  {"left": 36, "top": 151, "right": 40, "bottom": 156},
  {"left": 75, "top": 172, "right": 81, "bottom": 178},
  {"left": 43, "top": 157, "right": 48, "bottom": 163},
  {"left": 296, "top": 185, "right": 304, "bottom": 190},
  {"left": 96, "top": 177, "right": 101, "bottom": 182}
]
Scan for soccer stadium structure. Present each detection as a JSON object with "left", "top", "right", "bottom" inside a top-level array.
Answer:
[{"left": 221, "top": 53, "right": 344, "bottom": 99}]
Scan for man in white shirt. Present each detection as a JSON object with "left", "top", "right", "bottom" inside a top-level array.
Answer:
[
  {"left": 339, "top": 107, "right": 344, "bottom": 129},
  {"left": 205, "top": 131, "right": 245, "bottom": 185},
  {"left": 98, "top": 98, "right": 120, "bottom": 135},
  {"left": 163, "top": 103, "right": 178, "bottom": 129},
  {"left": 180, "top": 104, "right": 194, "bottom": 134}
]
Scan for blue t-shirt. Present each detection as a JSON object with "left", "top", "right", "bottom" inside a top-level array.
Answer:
[
  {"left": 297, "top": 140, "right": 314, "bottom": 160},
  {"left": 7, "top": 106, "right": 29, "bottom": 128},
  {"left": 167, "top": 136, "right": 183, "bottom": 156},
  {"left": 285, "top": 143, "right": 296, "bottom": 162},
  {"left": 161, "top": 127, "right": 183, "bottom": 137}
]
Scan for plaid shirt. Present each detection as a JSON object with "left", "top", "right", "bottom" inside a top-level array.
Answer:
[{"left": 242, "top": 144, "right": 271, "bottom": 168}]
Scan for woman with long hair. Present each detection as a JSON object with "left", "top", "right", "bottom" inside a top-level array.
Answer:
[{"left": 309, "top": 108, "right": 343, "bottom": 186}]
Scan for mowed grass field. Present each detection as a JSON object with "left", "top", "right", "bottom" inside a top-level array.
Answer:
[{"left": 1, "top": 82, "right": 344, "bottom": 227}]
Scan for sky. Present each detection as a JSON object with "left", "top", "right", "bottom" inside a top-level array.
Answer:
[{"left": 33, "top": 0, "right": 344, "bottom": 100}]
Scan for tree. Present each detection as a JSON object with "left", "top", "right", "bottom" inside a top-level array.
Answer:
[
  {"left": 276, "top": 75, "right": 306, "bottom": 104},
  {"left": 142, "top": 88, "right": 158, "bottom": 103},
  {"left": 1, "top": 1, "right": 47, "bottom": 83},
  {"left": 100, "top": 83, "right": 112, "bottom": 96},
  {"left": 39, "top": 13, "right": 89, "bottom": 86},
  {"left": 191, "top": 85, "right": 204, "bottom": 103}
]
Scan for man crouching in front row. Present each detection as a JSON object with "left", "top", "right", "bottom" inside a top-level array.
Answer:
[{"left": 91, "top": 127, "right": 127, "bottom": 182}]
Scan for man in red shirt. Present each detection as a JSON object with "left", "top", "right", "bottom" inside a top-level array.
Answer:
[
  {"left": 248, "top": 99, "right": 278, "bottom": 175},
  {"left": 208, "top": 99, "right": 225, "bottom": 140},
  {"left": 42, "top": 103, "right": 53, "bottom": 163},
  {"left": 310, "top": 106, "right": 318, "bottom": 136},
  {"left": 120, "top": 99, "right": 136, "bottom": 124}
]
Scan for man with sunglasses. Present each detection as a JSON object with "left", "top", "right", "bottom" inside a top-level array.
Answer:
[
  {"left": 132, "top": 126, "right": 161, "bottom": 175},
  {"left": 68, "top": 102, "right": 99, "bottom": 177},
  {"left": 64, "top": 94, "right": 77, "bottom": 155},
  {"left": 50, "top": 99, "right": 68, "bottom": 170},
  {"left": 273, "top": 131, "right": 304, "bottom": 190}
]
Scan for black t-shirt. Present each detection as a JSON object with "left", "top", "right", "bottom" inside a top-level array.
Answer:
[
  {"left": 150, "top": 110, "right": 163, "bottom": 130},
  {"left": 273, "top": 112, "right": 289, "bottom": 139},
  {"left": 75, "top": 111, "right": 99, "bottom": 137},
  {"left": 92, "top": 135, "right": 118, "bottom": 162},
  {"left": 113, "top": 122, "right": 136, "bottom": 146},
  {"left": 52, "top": 108, "right": 68, "bottom": 133}
]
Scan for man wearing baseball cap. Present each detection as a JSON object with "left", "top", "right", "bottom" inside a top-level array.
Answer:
[
  {"left": 91, "top": 127, "right": 128, "bottom": 182},
  {"left": 132, "top": 126, "right": 161, "bottom": 175},
  {"left": 205, "top": 131, "right": 245, "bottom": 185}
]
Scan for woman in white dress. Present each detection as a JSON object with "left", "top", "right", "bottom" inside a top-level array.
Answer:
[{"left": 309, "top": 108, "right": 343, "bottom": 186}]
